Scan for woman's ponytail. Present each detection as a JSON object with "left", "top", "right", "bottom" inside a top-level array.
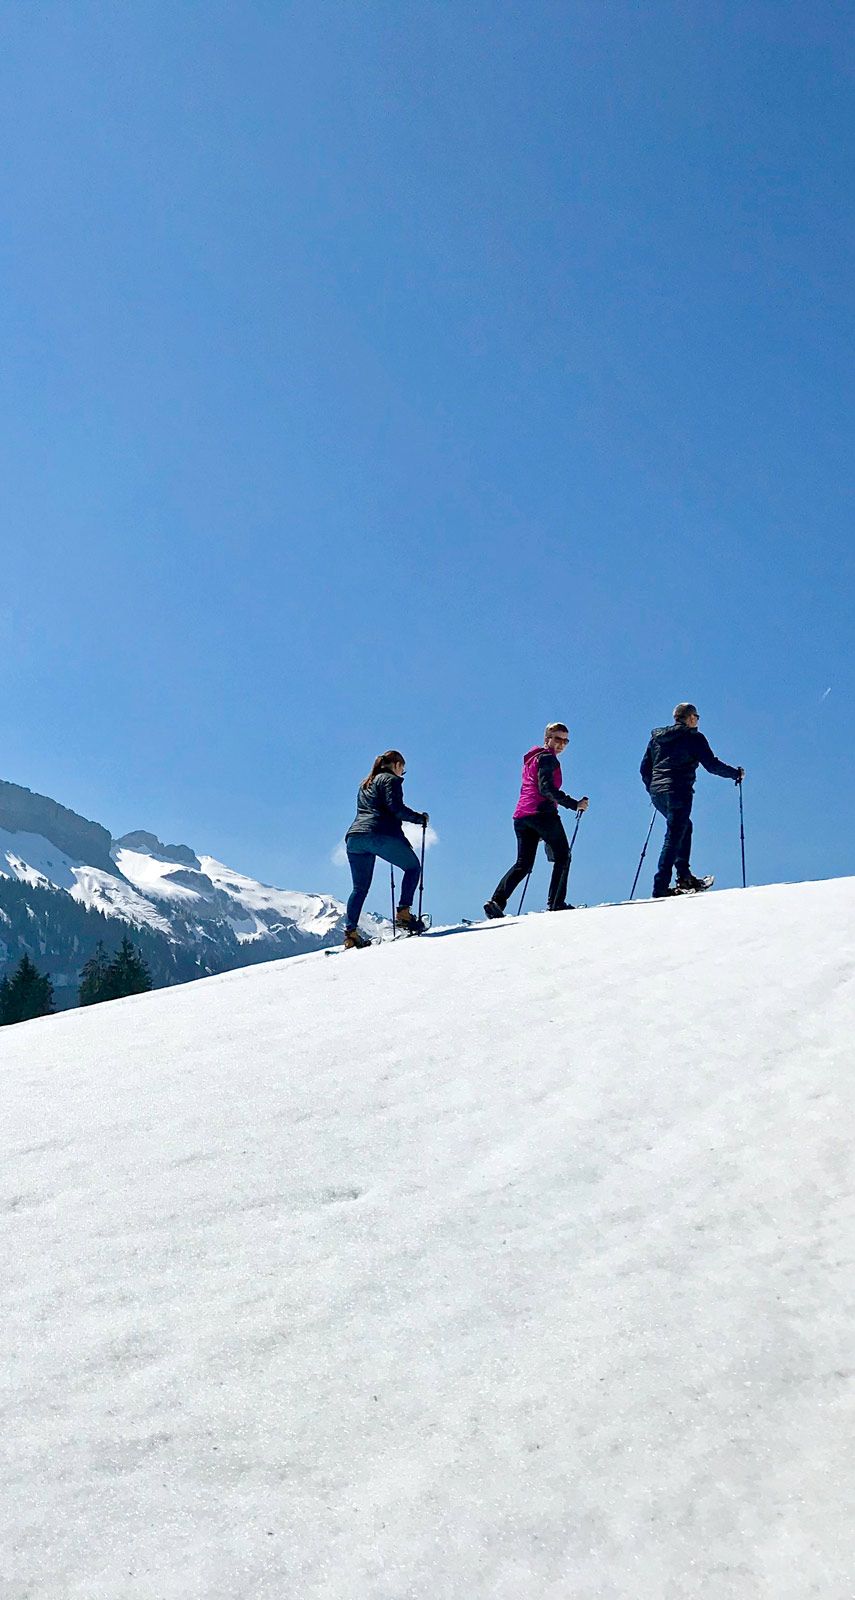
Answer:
[{"left": 362, "top": 750, "right": 405, "bottom": 786}]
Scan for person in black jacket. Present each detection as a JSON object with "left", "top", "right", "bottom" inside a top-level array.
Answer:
[
  {"left": 343, "top": 750, "right": 429, "bottom": 947},
  {"left": 640, "top": 704, "right": 744, "bottom": 897}
]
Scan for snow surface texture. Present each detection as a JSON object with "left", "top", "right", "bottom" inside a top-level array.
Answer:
[{"left": 2, "top": 878, "right": 854, "bottom": 1599}]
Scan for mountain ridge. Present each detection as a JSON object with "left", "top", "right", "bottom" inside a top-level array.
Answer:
[
  {"left": 0, "top": 778, "right": 116, "bottom": 874},
  {"left": 0, "top": 776, "right": 373, "bottom": 1001}
]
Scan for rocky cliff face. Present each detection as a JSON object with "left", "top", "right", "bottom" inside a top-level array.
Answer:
[
  {"left": 113, "top": 831, "right": 201, "bottom": 868},
  {"left": 0, "top": 781, "right": 116, "bottom": 874}
]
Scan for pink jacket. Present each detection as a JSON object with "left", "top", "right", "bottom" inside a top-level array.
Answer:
[{"left": 514, "top": 746, "right": 567, "bottom": 819}]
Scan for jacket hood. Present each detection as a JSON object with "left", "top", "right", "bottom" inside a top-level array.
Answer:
[{"left": 523, "top": 745, "right": 546, "bottom": 761}]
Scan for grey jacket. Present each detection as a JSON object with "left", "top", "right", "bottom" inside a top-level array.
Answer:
[{"left": 346, "top": 773, "right": 424, "bottom": 840}]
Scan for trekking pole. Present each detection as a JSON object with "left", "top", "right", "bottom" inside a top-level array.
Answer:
[
  {"left": 390, "top": 864, "right": 397, "bottom": 939},
  {"left": 629, "top": 807, "right": 656, "bottom": 900},
  {"left": 416, "top": 820, "right": 426, "bottom": 932},
  {"left": 564, "top": 808, "right": 584, "bottom": 894},
  {"left": 516, "top": 872, "right": 532, "bottom": 915},
  {"left": 738, "top": 778, "right": 746, "bottom": 888}
]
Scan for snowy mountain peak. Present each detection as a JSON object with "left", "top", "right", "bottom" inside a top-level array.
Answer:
[
  {"left": 0, "top": 778, "right": 116, "bottom": 873},
  {"left": 0, "top": 777, "right": 383, "bottom": 1001},
  {"left": 113, "top": 830, "right": 201, "bottom": 869}
]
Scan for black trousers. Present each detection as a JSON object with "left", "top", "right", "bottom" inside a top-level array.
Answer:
[
  {"left": 651, "top": 791, "right": 693, "bottom": 894},
  {"left": 493, "top": 811, "right": 570, "bottom": 911}
]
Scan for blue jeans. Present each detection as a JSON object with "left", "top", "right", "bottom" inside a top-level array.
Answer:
[
  {"left": 346, "top": 833, "right": 421, "bottom": 927},
  {"left": 651, "top": 793, "right": 693, "bottom": 895}
]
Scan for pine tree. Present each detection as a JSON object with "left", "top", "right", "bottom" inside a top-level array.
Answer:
[
  {"left": 79, "top": 940, "right": 111, "bottom": 1006},
  {"left": 0, "top": 954, "right": 55, "bottom": 1025},
  {"left": 103, "top": 936, "right": 153, "bottom": 1001}
]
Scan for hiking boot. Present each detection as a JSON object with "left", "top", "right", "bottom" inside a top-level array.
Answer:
[
  {"left": 343, "top": 926, "right": 373, "bottom": 950},
  {"left": 676, "top": 873, "right": 711, "bottom": 893},
  {"left": 396, "top": 906, "right": 427, "bottom": 936},
  {"left": 548, "top": 902, "right": 576, "bottom": 912},
  {"left": 483, "top": 899, "right": 505, "bottom": 920}
]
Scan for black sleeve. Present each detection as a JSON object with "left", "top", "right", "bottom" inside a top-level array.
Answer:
[
  {"left": 696, "top": 734, "right": 739, "bottom": 781},
  {"left": 640, "top": 740, "right": 654, "bottom": 790},
  {"left": 537, "top": 751, "right": 578, "bottom": 810},
  {"left": 378, "top": 773, "right": 424, "bottom": 824}
]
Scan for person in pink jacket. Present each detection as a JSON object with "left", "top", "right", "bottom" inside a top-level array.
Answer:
[{"left": 484, "top": 722, "right": 589, "bottom": 917}]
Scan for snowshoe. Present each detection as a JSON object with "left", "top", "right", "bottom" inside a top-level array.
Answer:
[
  {"left": 395, "top": 907, "right": 429, "bottom": 936},
  {"left": 483, "top": 899, "right": 505, "bottom": 920},
  {"left": 548, "top": 901, "right": 576, "bottom": 912},
  {"left": 675, "top": 874, "right": 714, "bottom": 894}
]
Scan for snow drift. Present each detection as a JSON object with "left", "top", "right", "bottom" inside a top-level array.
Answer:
[{"left": 2, "top": 877, "right": 853, "bottom": 1598}]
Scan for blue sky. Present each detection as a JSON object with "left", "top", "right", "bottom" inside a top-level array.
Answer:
[{"left": 1, "top": 1, "right": 852, "bottom": 920}]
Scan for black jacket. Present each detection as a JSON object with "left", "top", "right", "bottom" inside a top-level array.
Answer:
[
  {"left": 640, "top": 724, "right": 739, "bottom": 796},
  {"left": 346, "top": 773, "right": 424, "bottom": 840}
]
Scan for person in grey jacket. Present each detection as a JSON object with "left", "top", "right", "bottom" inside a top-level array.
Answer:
[
  {"left": 641, "top": 704, "right": 744, "bottom": 897},
  {"left": 343, "top": 750, "right": 429, "bottom": 946}
]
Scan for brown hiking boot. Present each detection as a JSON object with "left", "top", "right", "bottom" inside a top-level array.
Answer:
[
  {"left": 395, "top": 906, "right": 427, "bottom": 935},
  {"left": 343, "top": 926, "right": 372, "bottom": 950}
]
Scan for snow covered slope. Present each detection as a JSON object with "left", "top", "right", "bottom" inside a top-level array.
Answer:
[{"left": 2, "top": 878, "right": 854, "bottom": 1599}]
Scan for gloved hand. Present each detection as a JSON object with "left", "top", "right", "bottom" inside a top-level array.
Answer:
[
  {"left": 576, "top": 796, "right": 589, "bottom": 813},
  {"left": 419, "top": 812, "right": 430, "bottom": 826},
  {"left": 735, "top": 768, "right": 745, "bottom": 783}
]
